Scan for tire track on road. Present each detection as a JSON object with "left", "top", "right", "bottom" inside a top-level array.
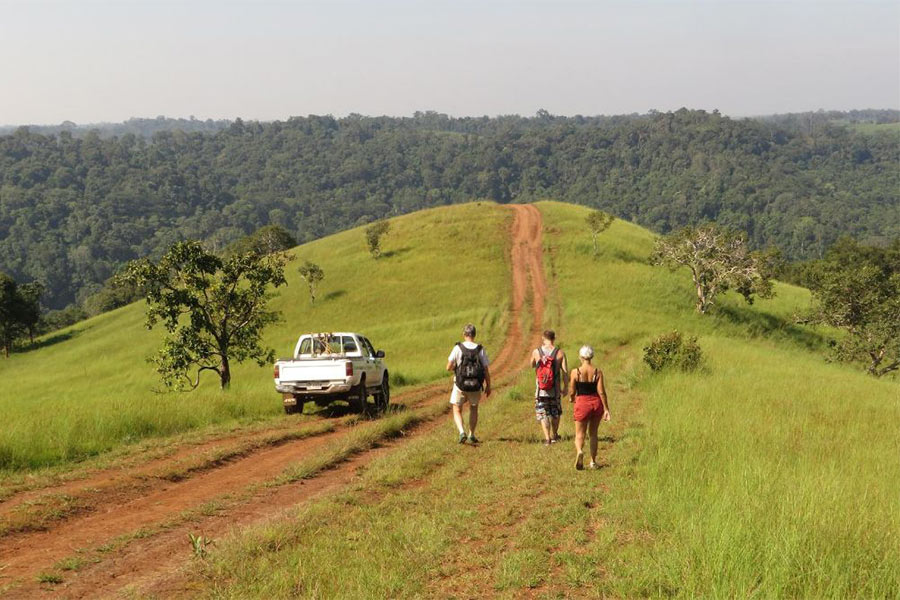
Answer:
[{"left": 0, "top": 204, "right": 548, "bottom": 598}]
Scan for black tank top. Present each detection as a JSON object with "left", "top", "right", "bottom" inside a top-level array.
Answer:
[{"left": 574, "top": 368, "right": 599, "bottom": 396}]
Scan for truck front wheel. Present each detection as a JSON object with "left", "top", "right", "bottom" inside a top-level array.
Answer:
[{"left": 350, "top": 377, "right": 367, "bottom": 413}]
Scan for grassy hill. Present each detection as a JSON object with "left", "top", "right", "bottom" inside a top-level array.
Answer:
[
  {"left": 179, "top": 202, "right": 899, "bottom": 598},
  {"left": 1, "top": 201, "right": 897, "bottom": 596},
  {"left": 0, "top": 203, "right": 511, "bottom": 472}
]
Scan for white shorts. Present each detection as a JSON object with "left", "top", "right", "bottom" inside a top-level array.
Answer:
[{"left": 450, "top": 386, "right": 481, "bottom": 407}]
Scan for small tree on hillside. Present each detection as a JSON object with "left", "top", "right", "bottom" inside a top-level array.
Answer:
[
  {"left": 297, "top": 261, "right": 324, "bottom": 304},
  {"left": 227, "top": 225, "right": 297, "bottom": 257},
  {"left": 17, "top": 281, "right": 44, "bottom": 345},
  {"left": 586, "top": 210, "right": 615, "bottom": 256},
  {"left": 804, "top": 238, "right": 900, "bottom": 377},
  {"left": 365, "top": 220, "right": 391, "bottom": 258},
  {"left": 120, "top": 241, "right": 288, "bottom": 390},
  {"left": 651, "top": 224, "right": 779, "bottom": 314},
  {"left": 0, "top": 274, "right": 24, "bottom": 358}
]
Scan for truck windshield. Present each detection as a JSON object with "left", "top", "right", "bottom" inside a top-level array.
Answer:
[{"left": 298, "top": 335, "right": 359, "bottom": 356}]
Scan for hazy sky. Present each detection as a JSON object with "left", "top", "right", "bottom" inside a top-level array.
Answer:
[{"left": 1, "top": 0, "right": 898, "bottom": 124}]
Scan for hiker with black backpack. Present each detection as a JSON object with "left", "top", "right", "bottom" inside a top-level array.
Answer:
[
  {"left": 446, "top": 323, "right": 491, "bottom": 444},
  {"left": 531, "top": 330, "right": 568, "bottom": 446}
]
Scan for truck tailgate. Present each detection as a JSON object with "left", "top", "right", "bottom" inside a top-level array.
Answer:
[{"left": 280, "top": 360, "right": 346, "bottom": 383}]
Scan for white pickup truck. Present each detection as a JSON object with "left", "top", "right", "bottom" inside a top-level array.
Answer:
[{"left": 273, "top": 332, "right": 389, "bottom": 414}]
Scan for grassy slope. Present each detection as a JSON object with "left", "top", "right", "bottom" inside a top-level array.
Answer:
[
  {"left": 845, "top": 121, "right": 900, "bottom": 136},
  {"left": 0, "top": 202, "right": 511, "bottom": 472},
  {"left": 185, "top": 201, "right": 899, "bottom": 598},
  {"left": 541, "top": 201, "right": 899, "bottom": 597}
]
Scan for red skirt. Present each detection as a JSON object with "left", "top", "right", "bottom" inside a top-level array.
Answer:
[{"left": 574, "top": 394, "right": 604, "bottom": 422}]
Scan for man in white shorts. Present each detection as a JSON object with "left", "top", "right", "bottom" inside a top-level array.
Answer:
[{"left": 446, "top": 323, "right": 492, "bottom": 444}]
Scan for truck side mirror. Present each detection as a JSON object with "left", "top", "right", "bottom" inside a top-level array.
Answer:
[{"left": 375, "top": 350, "right": 385, "bottom": 358}]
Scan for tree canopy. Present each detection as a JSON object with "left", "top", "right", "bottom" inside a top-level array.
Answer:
[
  {"left": 0, "top": 273, "right": 43, "bottom": 356},
  {"left": 804, "top": 238, "right": 900, "bottom": 377},
  {"left": 120, "top": 241, "right": 287, "bottom": 390},
  {"left": 0, "top": 109, "right": 897, "bottom": 309}
]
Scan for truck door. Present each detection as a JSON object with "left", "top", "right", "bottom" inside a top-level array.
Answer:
[{"left": 359, "top": 336, "right": 378, "bottom": 384}]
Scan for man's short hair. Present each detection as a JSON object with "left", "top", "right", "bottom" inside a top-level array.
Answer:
[
  {"left": 463, "top": 323, "right": 477, "bottom": 338},
  {"left": 543, "top": 329, "right": 555, "bottom": 342}
]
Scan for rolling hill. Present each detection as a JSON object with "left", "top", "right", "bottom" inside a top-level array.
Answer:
[
  {"left": 0, "top": 202, "right": 896, "bottom": 598},
  {"left": 0, "top": 202, "right": 511, "bottom": 472}
]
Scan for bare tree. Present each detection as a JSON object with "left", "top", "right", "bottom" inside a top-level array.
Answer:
[{"left": 651, "top": 224, "right": 780, "bottom": 314}]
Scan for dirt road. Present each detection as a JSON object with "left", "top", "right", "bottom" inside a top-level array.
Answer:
[{"left": 0, "top": 204, "right": 547, "bottom": 598}]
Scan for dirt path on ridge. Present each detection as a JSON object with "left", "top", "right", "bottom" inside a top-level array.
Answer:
[{"left": 0, "top": 204, "right": 548, "bottom": 599}]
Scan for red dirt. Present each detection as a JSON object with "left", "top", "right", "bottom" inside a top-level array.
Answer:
[{"left": 0, "top": 204, "right": 548, "bottom": 598}]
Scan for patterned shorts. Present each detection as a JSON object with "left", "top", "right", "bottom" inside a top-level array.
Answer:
[{"left": 534, "top": 397, "right": 562, "bottom": 421}]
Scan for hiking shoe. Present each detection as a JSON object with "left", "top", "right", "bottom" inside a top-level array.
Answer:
[
  {"left": 468, "top": 434, "right": 479, "bottom": 444},
  {"left": 589, "top": 461, "right": 601, "bottom": 470},
  {"left": 458, "top": 432, "right": 467, "bottom": 444},
  {"left": 549, "top": 437, "right": 558, "bottom": 444},
  {"left": 575, "top": 452, "right": 584, "bottom": 470}
]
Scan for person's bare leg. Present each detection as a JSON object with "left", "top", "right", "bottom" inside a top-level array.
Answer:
[
  {"left": 588, "top": 416, "right": 601, "bottom": 465},
  {"left": 540, "top": 418, "right": 553, "bottom": 443},
  {"left": 469, "top": 404, "right": 479, "bottom": 436},
  {"left": 551, "top": 415, "right": 561, "bottom": 440},
  {"left": 574, "top": 420, "right": 586, "bottom": 469},
  {"left": 452, "top": 403, "right": 465, "bottom": 434}
]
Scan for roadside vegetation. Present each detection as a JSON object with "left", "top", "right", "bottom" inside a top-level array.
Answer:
[
  {"left": 0, "top": 203, "right": 511, "bottom": 472},
  {"left": 177, "top": 201, "right": 898, "bottom": 598}
]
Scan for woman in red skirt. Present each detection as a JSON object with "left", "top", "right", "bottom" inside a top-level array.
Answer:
[{"left": 567, "top": 345, "right": 610, "bottom": 470}]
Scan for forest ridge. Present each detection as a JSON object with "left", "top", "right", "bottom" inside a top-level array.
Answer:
[{"left": 0, "top": 108, "right": 897, "bottom": 308}]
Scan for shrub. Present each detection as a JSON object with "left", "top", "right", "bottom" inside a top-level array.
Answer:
[{"left": 643, "top": 331, "right": 703, "bottom": 372}]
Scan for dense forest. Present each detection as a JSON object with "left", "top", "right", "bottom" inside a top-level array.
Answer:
[{"left": 0, "top": 108, "right": 897, "bottom": 309}]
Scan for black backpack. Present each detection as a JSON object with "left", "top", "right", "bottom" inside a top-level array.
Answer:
[{"left": 455, "top": 342, "right": 485, "bottom": 392}]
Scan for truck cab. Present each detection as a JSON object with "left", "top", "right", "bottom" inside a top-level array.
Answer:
[{"left": 273, "top": 332, "right": 389, "bottom": 414}]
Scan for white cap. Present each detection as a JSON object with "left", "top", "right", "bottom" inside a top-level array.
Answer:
[{"left": 579, "top": 345, "right": 594, "bottom": 360}]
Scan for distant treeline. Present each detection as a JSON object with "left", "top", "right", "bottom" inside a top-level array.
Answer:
[
  {"left": 0, "top": 108, "right": 897, "bottom": 309},
  {"left": 0, "top": 116, "right": 233, "bottom": 139}
]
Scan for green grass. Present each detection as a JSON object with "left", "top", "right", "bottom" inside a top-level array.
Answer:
[
  {"left": 178, "top": 201, "right": 899, "bottom": 598},
  {"left": 541, "top": 200, "right": 900, "bottom": 597},
  {"left": 844, "top": 121, "right": 900, "bottom": 136},
  {"left": 0, "top": 202, "right": 511, "bottom": 472},
  {"left": 185, "top": 378, "right": 604, "bottom": 599}
]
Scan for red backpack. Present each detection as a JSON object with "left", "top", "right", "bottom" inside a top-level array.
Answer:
[{"left": 536, "top": 347, "right": 559, "bottom": 391}]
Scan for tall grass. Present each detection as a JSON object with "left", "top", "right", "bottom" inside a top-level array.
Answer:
[
  {"left": 0, "top": 203, "right": 511, "bottom": 472},
  {"left": 537, "top": 200, "right": 900, "bottom": 597},
  {"left": 170, "top": 201, "right": 897, "bottom": 598}
]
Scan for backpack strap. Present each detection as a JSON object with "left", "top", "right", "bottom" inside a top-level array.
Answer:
[{"left": 458, "top": 342, "right": 481, "bottom": 358}]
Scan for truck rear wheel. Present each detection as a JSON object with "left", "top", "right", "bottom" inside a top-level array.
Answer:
[
  {"left": 283, "top": 395, "right": 304, "bottom": 415},
  {"left": 350, "top": 377, "right": 367, "bottom": 413},
  {"left": 374, "top": 374, "right": 390, "bottom": 412}
]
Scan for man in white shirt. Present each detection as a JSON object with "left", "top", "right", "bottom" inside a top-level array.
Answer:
[{"left": 446, "top": 323, "right": 492, "bottom": 444}]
